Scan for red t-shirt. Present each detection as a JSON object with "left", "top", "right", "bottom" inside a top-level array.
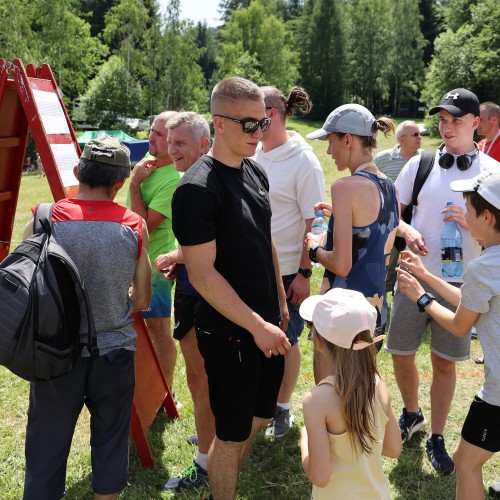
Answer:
[{"left": 478, "top": 137, "right": 500, "bottom": 162}]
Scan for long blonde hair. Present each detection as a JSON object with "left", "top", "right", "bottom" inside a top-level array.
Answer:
[{"left": 317, "top": 329, "right": 380, "bottom": 455}]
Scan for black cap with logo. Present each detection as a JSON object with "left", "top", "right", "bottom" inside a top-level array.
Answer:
[{"left": 429, "top": 88, "right": 480, "bottom": 117}]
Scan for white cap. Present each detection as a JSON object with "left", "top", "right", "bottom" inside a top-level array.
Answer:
[
  {"left": 450, "top": 171, "right": 500, "bottom": 210},
  {"left": 299, "top": 288, "right": 383, "bottom": 350},
  {"left": 306, "top": 104, "right": 377, "bottom": 140}
]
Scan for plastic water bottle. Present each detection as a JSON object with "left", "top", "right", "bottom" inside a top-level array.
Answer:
[
  {"left": 441, "top": 202, "right": 463, "bottom": 278},
  {"left": 311, "top": 210, "right": 328, "bottom": 266}
]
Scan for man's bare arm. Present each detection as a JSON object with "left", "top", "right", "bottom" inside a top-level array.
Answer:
[{"left": 130, "top": 221, "right": 152, "bottom": 312}]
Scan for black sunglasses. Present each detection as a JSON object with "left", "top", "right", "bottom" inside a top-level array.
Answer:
[
  {"left": 214, "top": 114, "right": 271, "bottom": 134},
  {"left": 402, "top": 132, "right": 421, "bottom": 137}
]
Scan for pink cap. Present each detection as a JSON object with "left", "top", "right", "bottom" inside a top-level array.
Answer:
[{"left": 299, "top": 288, "right": 383, "bottom": 350}]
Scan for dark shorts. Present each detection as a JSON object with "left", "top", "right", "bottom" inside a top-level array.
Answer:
[
  {"left": 24, "top": 350, "right": 135, "bottom": 498},
  {"left": 282, "top": 273, "right": 304, "bottom": 347},
  {"left": 173, "top": 288, "right": 198, "bottom": 341},
  {"left": 461, "top": 395, "right": 500, "bottom": 452},
  {"left": 196, "top": 324, "right": 284, "bottom": 442}
]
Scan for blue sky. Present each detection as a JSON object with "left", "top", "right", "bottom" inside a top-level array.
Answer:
[{"left": 158, "top": 0, "right": 222, "bottom": 27}]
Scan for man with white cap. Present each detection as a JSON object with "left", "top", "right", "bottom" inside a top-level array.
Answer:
[
  {"left": 385, "top": 88, "right": 499, "bottom": 475},
  {"left": 397, "top": 170, "right": 500, "bottom": 499}
]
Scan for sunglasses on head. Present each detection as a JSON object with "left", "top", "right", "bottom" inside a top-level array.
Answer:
[{"left": 214, "top": 114, "right": 271, "bottom": 134}]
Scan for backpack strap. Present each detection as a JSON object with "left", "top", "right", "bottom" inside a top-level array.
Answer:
[
  {"left": 33, "top": 203, "right": 55, "bottom": 236},
  {"left": 411, "top": 150, "right": 435, "bottom": 207}
]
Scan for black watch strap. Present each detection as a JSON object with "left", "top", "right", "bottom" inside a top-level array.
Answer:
[
  {"left": 309, "top": 245, "right": 323, "bottom": 264},
  {"left": 297, "top": 268, "right": 312, "bottom": 278},
  {"left": 417, "top": 292, "right": 435, "bottom": 312}
]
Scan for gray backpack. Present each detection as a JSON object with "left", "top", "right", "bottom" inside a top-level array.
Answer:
[{"left": 0, "top": 203, "right": 98, "bottom": 381}]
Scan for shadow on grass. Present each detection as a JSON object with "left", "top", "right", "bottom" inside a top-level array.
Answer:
[{"left": 389, "top": 430, "right": 456, "bottom": 500}]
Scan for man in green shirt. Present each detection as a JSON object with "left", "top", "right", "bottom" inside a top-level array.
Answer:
[{"left": 127, "top": 111, "right": 181, "bottom": 390}]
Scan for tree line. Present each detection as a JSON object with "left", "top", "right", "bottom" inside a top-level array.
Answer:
[{"left": 0, "top": 0, "right": 498, "bottom": 129}]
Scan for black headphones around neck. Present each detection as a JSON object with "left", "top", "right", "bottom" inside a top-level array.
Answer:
[{"left": 438, "top": 142, "right": 479, "bottom": 171}]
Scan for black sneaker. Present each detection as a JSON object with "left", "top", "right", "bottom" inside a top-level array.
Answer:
[
  {"left": 162, "top": 461, "right": 208, "bottom": 491},
  {"left": 399, "top": 407, "right": 427, "bottom": 443},
  {"left": 426, "top": 434, "right": 455, "bottom": 475},
  {"left": 489, "top": 481, "right": 500, "bottom": 498}
]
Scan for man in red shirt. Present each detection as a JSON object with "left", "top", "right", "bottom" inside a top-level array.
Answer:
[{"left": 478, "top": 101, "right": 500, "bottom": 162}]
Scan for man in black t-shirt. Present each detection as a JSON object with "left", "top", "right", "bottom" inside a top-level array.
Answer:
[{"left": 172, "top": 77, "right": 290, "bottom": 499}]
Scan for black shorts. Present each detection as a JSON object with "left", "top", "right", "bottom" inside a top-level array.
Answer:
[
  {"left": 461, "top": 395, "right": 500, "bottom": 452},
  {"left": 173, "top": 289, "right": 198, "bottom": 341},
  {"left": 196, "top": 324, "right": 284, "bottom": 442}
]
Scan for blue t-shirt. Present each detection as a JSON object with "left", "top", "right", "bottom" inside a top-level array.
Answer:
[{"left": 325, "top": 172, "right": 399, "bottom": 332}]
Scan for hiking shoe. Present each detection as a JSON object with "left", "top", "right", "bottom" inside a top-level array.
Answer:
[
  {"left": 426, "top": 434, "right": 455, "bottom": 475},
  {"left": 399, "top": 407, "right": 427, "bottom": 443},
  {"left": 162, "top": 461, "right": 208, "bottom": 491},
  {"left": 471, "top": 326, "right": 478, "bottom": 338},
  {"left": 264, "top": 407, "right": 295, "bottom": 438},
  {"left": 187, "top": 434, "right": 198, "bottom": 445}
]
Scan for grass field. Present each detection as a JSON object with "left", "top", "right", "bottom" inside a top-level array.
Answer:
[{"left": 1, "top": 120, "right": 497, "bottom": 499}]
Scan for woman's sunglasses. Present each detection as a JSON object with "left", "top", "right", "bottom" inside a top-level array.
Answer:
[{"left": 214, "top": 114, "right": 271, "bottom": 134}]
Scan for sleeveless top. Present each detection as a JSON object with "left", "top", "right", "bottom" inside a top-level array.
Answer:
[
  {"left": 324, "top": 172, "right": 398, "bottom": 332},
  {"left": 311, "top": 376, "right": 390, "bottom": 500},
  {"left": 175, "top": 263, "right": 197, "bottom": 296},
  {"left": 50, "top": 199, "right": 142, "bottom": 355}
]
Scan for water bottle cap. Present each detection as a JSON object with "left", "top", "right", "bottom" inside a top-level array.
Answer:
[
  {"left": 446, "top": 201, "right": 453, "bottom": 205},
  {"left": 315, "top": 210, "right": 324, "bottom": 217}
]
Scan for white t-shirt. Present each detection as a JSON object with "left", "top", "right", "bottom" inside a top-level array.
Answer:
[
  {"left": 460, "top": 245, "right": 500, "bottom": 407},
  {"left": 396, "top": 149, "right": 499, "bottom": 281},
  {"left": 254, "top": 131, "right": 325, "bottom": 275}
]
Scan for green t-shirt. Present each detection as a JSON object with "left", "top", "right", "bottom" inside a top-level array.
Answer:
[{"left": 127, "top": 164, "right": 181, "bottom": 263}]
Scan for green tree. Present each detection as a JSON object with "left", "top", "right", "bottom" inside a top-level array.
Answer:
[
  {"left": 388, "top": 0, "right": 426, "bottom": 116},
  {"left": 344, "top": 0, "right": 393, "bottom": 112},
  {"left": 32, "top": 0, "right": 107, "bottom": 105},
  {"left": 81, "top": 55, "right": 145, "bottom": 128},
  {"left": 297, "top": 0, "right": 345, "bottom": 119},
  {"left": 421, "top": 0, "right": 500, "bottom": 130},
  {"left": 216, "top": 0, "right": 298, "bottom": 90},
  {"left": 158, "top": 0, "right": 208, "bottom": 111},
  {"left": 0, "top": 0, "right": 38, "bottom": 63}
]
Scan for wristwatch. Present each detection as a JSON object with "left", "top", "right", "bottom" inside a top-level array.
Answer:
[
  {"left": 297, "top": 268, "right": 312, "bottom": 278},
  {"left": 309, "top": 245, "right": 324, "bottom": 264},
  {"left": 417, "top": 292, "right": 435, "bottom": 312}
]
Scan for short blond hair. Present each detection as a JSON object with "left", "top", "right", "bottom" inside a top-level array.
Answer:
[{"left": 211, "top": 77, "right": 263, "bottom": 114}]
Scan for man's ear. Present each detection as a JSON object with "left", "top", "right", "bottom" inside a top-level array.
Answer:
[
  {"left": 73, "top": 165, "right": 79, "bottom": 180},
  {"left": 200, "top": 136, "right": 210, "bottom": 154},
  {"left": 472, "top": 115, "right": 480, "bottom": 130}
]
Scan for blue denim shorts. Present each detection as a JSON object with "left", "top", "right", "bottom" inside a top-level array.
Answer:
[
  {"left": 282, "top": 273, "right": 305, "bottom": 347},
  {"left": 142, "top": 269, "right": 173, "bottom": 318}
]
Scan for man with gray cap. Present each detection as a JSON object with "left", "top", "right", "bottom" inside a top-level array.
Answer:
[
  {"left": 22, "top": 135, "right": 152, "bottom": 500},
  {"left": 385, "top": 88, "right": 499, "bottom": 475}
]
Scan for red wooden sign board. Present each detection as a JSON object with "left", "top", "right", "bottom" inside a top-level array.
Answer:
[{"left": 0, "top": 58, "right": 177, "bottom": 468}]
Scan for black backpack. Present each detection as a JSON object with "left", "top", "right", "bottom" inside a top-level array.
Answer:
[
  {"left": 0, "top": 203, "right": 98, "bottom": 381},
  {"left": 394, "top": 150, "right": 435, "bottom": 252}
]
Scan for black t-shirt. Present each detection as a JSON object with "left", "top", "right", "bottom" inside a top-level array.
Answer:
[{"left": 172, "top": 155, "right": 281, "bottom": 337}]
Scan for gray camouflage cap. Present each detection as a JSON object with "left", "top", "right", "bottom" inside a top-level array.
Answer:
[{"left": 81, "top": 134, "right": 131, "bottom": 168}]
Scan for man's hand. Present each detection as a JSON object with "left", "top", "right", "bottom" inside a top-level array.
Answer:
[
  {"left": 441, "top": 203, "right": 468, "bottom": 230},
  {"left": 286, "top": 275, "right": 310, "bottom": 305},
  {"left": 154, "top": 250, "right": 178, "bottom": 273},
  {"left": 404, "top": 225, "right": 428, "bottom": 256},
  {"left": 131, "top": 158, "right": 157, "bottom": 185},
  {"left": 252, "top": 323, "right": 291, "bottom": 358}
]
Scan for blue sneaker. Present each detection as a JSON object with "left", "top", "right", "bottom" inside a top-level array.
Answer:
[
  {"left": 398, "top": 407, "right": 427, "bottom": 443},
  {"left": 426, "top": 434, "right": 455, "bottom": 475},
  {"left": 162, "top": 461, "right": 208, "bottom": 491}
]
